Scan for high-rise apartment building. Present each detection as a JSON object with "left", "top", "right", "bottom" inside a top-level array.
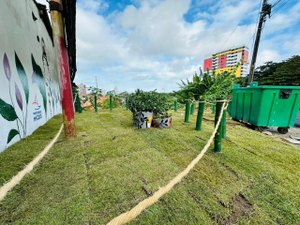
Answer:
[{"left": 204, "top": 46, "right": 249, "bottom": 77}]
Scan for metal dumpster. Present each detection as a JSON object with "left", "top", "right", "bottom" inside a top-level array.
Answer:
[{"left": 230, "top": 82, "right": 300, "bottom": 134}]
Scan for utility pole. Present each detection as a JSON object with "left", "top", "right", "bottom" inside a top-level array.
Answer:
[
  {"left": 49, "top": 0, "right": 76, "bottom": 137},
  {"left": 95, "top": 76, "right": 98, "bottom": 89},
  {"left": 248, "top": 0, "right": 272, "bottom": 84}
]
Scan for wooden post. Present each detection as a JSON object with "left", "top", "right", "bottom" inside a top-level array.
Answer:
[
  {"left": 49, "top": 0, "right": 76, "bottom": 137},
  {"left": 212, "top": 104, "right": 216, "bottom": 114},
  {"left": 110, "top": 95, "right": 113, "bottom": 112},
  {"left": 174, "top": 101, "right": 178, "bottom": 112},
  {"left": 190, "top": 102, "right": 195, "bottom": 115},
  {"left": 184, "top": 99, "right": 190, "bottom": 123},
  {"left": 195, "top": 101, "right": 205, "bottom": 131},
  {"left": 214, "top": 100, "right": 223, "bottom": 152},
  {"left": 94, "top": 95, "right": 98, "bottom": 112},
  {"left": 221, "top": 109, "right": 227, "bottom": 138}
]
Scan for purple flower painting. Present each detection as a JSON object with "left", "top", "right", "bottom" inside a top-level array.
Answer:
[{"left": 3, "top": 53, "right": 11, "bottom": 80}]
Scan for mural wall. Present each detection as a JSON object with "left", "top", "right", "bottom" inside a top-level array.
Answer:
[{"left": 0, "top": 0, "right": 61, "bottom": 152}]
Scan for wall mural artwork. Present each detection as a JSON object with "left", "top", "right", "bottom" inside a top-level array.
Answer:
[{"left": 0, "top": 0, "right": 62, "bottom": 152}]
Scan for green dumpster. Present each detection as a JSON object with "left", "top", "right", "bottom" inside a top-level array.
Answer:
[{"left": 230, "top": 82, "right": 300, "bottom": 134}]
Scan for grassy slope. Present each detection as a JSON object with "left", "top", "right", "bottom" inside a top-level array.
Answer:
[{"left": 0, "top": 108, "right": 299, "bottom": 225}]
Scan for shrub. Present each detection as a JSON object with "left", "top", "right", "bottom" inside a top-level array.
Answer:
[{"left": 128, "top": 89, "right": 169, "bottom": 114}]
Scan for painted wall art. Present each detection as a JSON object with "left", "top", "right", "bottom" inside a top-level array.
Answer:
[{"left": 0, "top": 0, "right": 61, "bottom": 152}]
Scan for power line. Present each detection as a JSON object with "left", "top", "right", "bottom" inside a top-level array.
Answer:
[
  {"left": 223, "top": 23, "right": 239, "bottom": 48},
  {"left": 248, "top": 0, "right": 263, "bottom": 51},
  {"left": 271, "top": 0, "right": 289, "bottom": 17},
  {"left": 248, "top": 0, "right": 271, "bottom": 84},
  {"left": 271, "top": 0, "right": 283, "bottom": 8}
]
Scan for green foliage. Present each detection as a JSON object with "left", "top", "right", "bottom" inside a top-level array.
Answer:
[
  {"left": 203, "top": 71, "right": 237, "bottom": 101},
  {"left": 176, "top": 72, "right": 212, "bottom": 103},
  {"left": 128, "top": 89, "right": 169, "bottom": 114},
  {"left": 236, "top": 76, "right": 248, "bottom": 87},
  {"left": 176, "top": 70, "right": 237, "bottom": 102},
  {"left": 254, "top": 55, "right": 300, "bottom": 85},
  {"left": 101, "top": 96, "right": 120, "bottom": 109},
  {"left": 88, "top": 86, "right": 102, "bottom": 96}
]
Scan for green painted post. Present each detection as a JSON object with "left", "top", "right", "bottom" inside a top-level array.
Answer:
[
  {"left": 212, "top": 104, "right": 216, "bottom": 114},
  {"left": 125, "top": 98, "right": 128, "bottom": 110},
  {"left": 94, "top": 94, "right": 98, "bottom": 112},
  {"left": 75, "top": 92, "right": 82, "bottom": 113},
  {"left": 221, "top": 109, "right": 227, "bottom": 138},
  {"left": 195, "top": 101, "right": 205, "bottom": 131},
  {"left": 109, "top": 95, "right": 113, "bottom": 112},
  {"left": 184, "top": 99, "right": 191, "bottom": 123},
  {"left": 190, "top": 102, "right": 195, "bottom": 115},
  {"left": 174, "top": 101, "right": 178, "bottom": 112},
  {"left": 214, "top": 100, "right": 223, "bottom": 152}
]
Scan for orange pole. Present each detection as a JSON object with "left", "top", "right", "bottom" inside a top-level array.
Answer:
[{"left": 49, "top": 0, "right": 76, "bottom": 137}]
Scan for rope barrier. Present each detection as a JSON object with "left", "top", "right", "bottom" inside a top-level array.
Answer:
[
  {"left": 107, "top": 102, "right": 228, "bottom": 225},
  {"left": 0, "top": 124, "right": 64, "bottom": 202}
]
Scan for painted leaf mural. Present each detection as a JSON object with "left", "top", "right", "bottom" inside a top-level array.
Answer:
[
  {"left": 15, "top": 52, "right": 29, "bottom": 104},
  {"left": 0, "top": 98, "right": 18, "bottom": 121},
  {"left": 31, "top": 54, "right": 47, "bottom": 113},
  {"left": 3, "top": 53, "right": 11, "bottom": 80},
  {"left": 7, "top": 129, "right": 20, "bottom": 144},
  {"left": 15, "top": 82, "right": 23, "bottom": 110}
]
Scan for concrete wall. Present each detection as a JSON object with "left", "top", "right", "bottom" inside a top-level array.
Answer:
[{"left": 0, "top": 0, "right": 61, "bottom": 152}]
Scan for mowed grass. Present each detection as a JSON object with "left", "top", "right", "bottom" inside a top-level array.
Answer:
[{"left": 0, "top": 108, "right": 300, "bottom": 225}]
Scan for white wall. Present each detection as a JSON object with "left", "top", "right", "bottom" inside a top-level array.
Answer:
[{"left": 0, "top": 0, "right": 61, "bottom": 152}]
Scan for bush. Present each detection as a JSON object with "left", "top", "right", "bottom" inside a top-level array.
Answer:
[
  {"left": 128, "top": 89, "right": 169, "bottom": 114},
  {"left": 101, "top": 96, "right": 120, "bottom": 109}
]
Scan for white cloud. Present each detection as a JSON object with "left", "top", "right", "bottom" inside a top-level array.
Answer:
[{"left": 36, "top": 0, "right": 299, "bottom": 92}]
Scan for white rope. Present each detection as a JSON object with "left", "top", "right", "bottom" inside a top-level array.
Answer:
[
  {"left": 107, "top": 102, "right": 228, "bottom": 225},
  {"left": 0, "top": 124, "right": 64, "bottom": 202}
]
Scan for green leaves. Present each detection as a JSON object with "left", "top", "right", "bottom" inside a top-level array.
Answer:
[
  {"left": 254, "top": 55, "right": 300, "bottom": 86},
  {"left": 7, "top": 129, "right": 20, "bottom": 144},
  {"left": 15, "top": 52, "right": 29, "bottom": 104},
  {"left": 0, "top": 98, "right": 18, "bottom": 121},
  {"left": 176, "top": 71, "right": 237, "bottom": 102},
  {"left": 128, "top": 90, "right": 169, "bottom": 114}
]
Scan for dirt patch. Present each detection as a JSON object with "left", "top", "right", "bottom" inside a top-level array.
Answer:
[{"left": 220, "top": 193, "right": 253, "bottom": 225}]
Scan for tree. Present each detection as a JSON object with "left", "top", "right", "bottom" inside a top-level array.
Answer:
[
  {"left": 254, "top": 55, "right": 300, "bottom": 85},
  {"left": 175, "top": 71, "right": 237, "bottom": 102},
  {"left": 87, "top": 86, "right": 102, "bottom": 96}
]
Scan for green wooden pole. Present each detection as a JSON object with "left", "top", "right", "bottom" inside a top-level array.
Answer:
[
  {"left": 214, "top": 100, "right": 223, "bottom": 152},
  {"left": 75, "top": 92, "right": 82, "bottom": 113},
  {"left": 212, "top": 103, "right": 216, "bottom": 114},
  {"left": 109, "top": 95, "right": 113, "bottom": 112},
  {"left": 195, "top": 101, "right": 205, "bottom": 131},
  {"left": 190, "top": 102, "right": 195, "bottom": 115},
  {"left": 221, "top": 109, "right": 227, "bottom": 138},
  {"left": 125, "top": 98, "right": 128, "bottom": 110},
  {"left": 184, "top": 99, "right": 191, "bottom": 123},
  {"left": 174, "top": 101, "right": 178, "bottom": 112},
  {"left": 94, "top": 94, "right": 98, "bottom": 112}
]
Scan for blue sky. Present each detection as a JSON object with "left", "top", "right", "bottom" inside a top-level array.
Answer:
[{"left": 38, "top": 0, "right": 300, "bottom": 93}]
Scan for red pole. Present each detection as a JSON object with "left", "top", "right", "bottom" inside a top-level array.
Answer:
[{"left": 49, "top": 0, "right": 76, "bottom": 137}]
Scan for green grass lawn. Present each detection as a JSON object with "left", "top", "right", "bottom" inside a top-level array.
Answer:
[{"left": 0, "top": 108, "right": 299, "bottom": 225}]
